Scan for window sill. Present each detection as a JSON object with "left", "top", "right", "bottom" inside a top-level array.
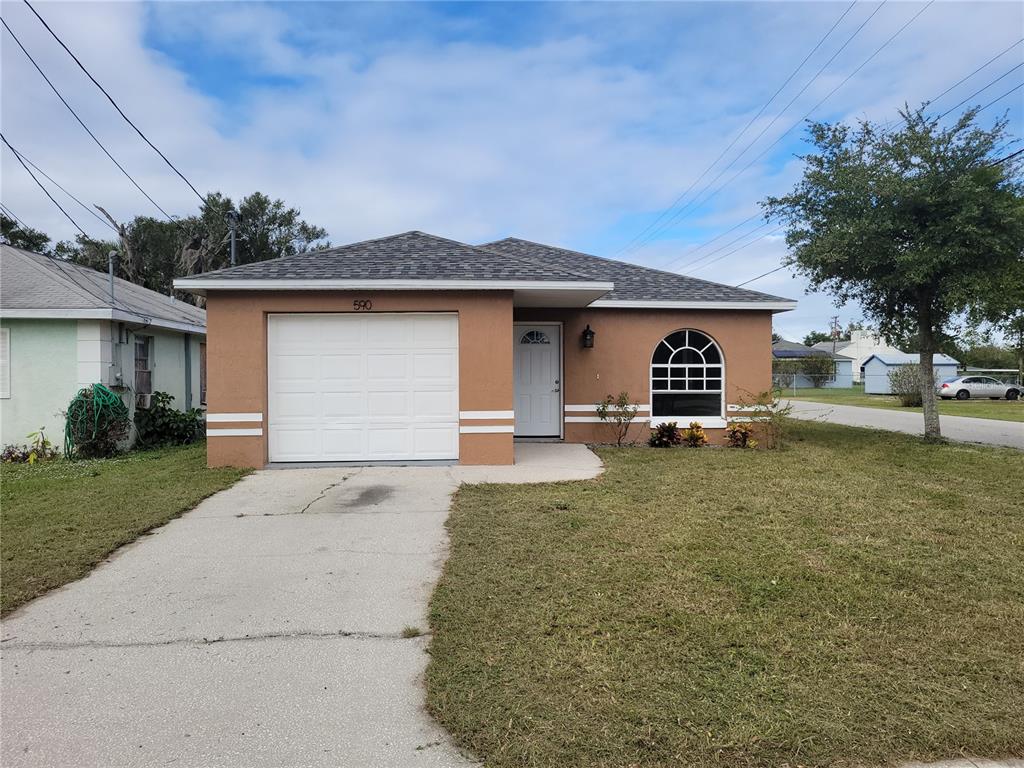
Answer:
[{"left": 649, "top": 416, "right": 727, "bottom": 429}]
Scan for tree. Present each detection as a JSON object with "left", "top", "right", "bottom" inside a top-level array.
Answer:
[
  {"left": 1, "top": 213, "right": 51, "bottom": 252},
  {"left": 771, "top": 332, "right": 783, "bottom": 343},
  {"left": 763, "top": 106, "right": 1024, "bottom": 440},
  {"left": 803, "top": 330, "right": 832, "bottom": 346}
]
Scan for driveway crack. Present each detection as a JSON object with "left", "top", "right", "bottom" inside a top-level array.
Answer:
[{"left": 2, "top": 626, "right": 427, "bottom": 651}]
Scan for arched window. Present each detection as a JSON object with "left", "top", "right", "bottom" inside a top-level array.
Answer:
[
  {"left": 519, "top": 330, "right": 550, "bottom": 344},
  {"left": 650, "top": 330, "right": 723, "bottom": 422}
]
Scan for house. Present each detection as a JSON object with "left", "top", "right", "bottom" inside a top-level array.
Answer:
[
  {"left": 810, "top": 329, "right": 903, "bottom": 382},
  {"left": 173, "top": 231, "right": 796, "bottom": 467},
  {"left": 0, "top": 245, "right": 207, "bottom": 448},
  {"left": 862, "top": 352, "right": 960, "bottom": 395},
  {"left": 771, "top": 339, "right": 854, "bottom": 388}
]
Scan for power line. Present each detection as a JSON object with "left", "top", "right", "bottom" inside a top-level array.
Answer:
[
  {"left": 659, "top": 0, "right": 937, "bottom": 258},
  {"left": 938, "top": 62, "right": 1024, "bottom": 118},
  {"left": 929, "top": 38, "right": 1023, "bottom": 105},
  {"left": 7, "top": 146, "right": 118, "bottom": 233},
  {"left": 1, "top": 17, "right": 175, "bottom": 221},
  {"left": 22, "top": 0, "right": 205, "bottom": 203},
  {"left": 977, "top": 81, "right": 1024, "bottom": 115},
  {"left": 735, "top": 264, "right": 788, "bottom": 287},
  {"left": 671, "top": 220, "right": 774, "bottom": 272},
  {"left": 0, "top": 202, "right": 30, "bottom": 230},
  {"left": 616, "top": 0, "right": 859, "bottom": 255},
  {"left": 627, "top": 0, "right": 892, "bottom": 255},
  {"left": 685, "top": 227, "right": 784, "bottom": 275},
  {"left": 2, "top": 132, "right": 90, "bottom": 238}
]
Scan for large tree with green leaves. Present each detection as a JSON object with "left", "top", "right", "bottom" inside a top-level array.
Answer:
[
  {"left": 1, "top": 213, "right": 51, "bottom": 252},
  {"left": 764, "top": 106, "right": 1024, "bottom": 439}
]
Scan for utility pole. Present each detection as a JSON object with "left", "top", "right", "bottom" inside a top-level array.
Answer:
[
  {"left": 830, "top": 315, "right": 840, "bottom": 354},
  {"left": 226, "top": 209, "right": 240, "bottom": 267}
]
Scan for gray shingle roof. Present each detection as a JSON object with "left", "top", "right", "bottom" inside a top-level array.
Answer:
[
  {"left": 481, "top": 237, "right": 793, "bottom": 304},
  {"left": 176, "top": 230, "right": 794, "bottom": 307},
  {"left": 1, "top": 244, "right": 206, "bottom": 331},
  {"left": 184, "top": 231, "right": 597, "bottom": 283},
  {"left": 772, "top": 339, "right": 852, "bottom": 360}
]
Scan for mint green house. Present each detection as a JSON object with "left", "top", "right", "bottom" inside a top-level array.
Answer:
[{"left": 0, "top": 245, "right": 206, "bottom": 450}]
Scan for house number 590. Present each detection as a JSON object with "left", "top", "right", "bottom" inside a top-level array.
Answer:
[{"left": 353, "top": 299, "right": 373, "bottom": 311}]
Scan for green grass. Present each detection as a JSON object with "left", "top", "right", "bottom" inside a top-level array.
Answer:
[
  {"left": 427, "top": 421, "right": 1024, "bottom": 767},
  {"left": 787, "top": 386, "right": 1023, "bottom": 422},
  {"left": 1, "top": 444, "right": 248, "bottom": 615}
]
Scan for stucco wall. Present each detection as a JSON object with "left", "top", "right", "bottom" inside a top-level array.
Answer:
[
  {"left": 203, "top": 291, "right": 514, "bottom": 468},
  {"left": 514, "top": 307, "right": 774, "bottom": 445},
  {"left": 0, "top": 319, "right": 78, "bottom": 447}
]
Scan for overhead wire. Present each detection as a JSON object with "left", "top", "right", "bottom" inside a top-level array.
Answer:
[
  {"left": 22, "top": 0, "right": 205, "bottom": 203},
  {"left": 1, "top": 16, "right": 176, "bottom": 221},
  {"left": 928, "top": 38, "right": 1022, "bottom": 105},
  {"left": 2, "top": 133, "right": 90, "bottom": 238},
  {"left": 0, "top": 202, "right": 31, "bottom": 230},
  {"left": 627, "top": 0, "right": 892, "bottom": 255},
  {"left": 7, "top": 146, "right": 118, "bottom": 233},
  {"left": 938, "top": 62, "right": 1024, "bottom": 118},
  {"left": 615, "top": 0, "right": 859, "bottom": 255}
]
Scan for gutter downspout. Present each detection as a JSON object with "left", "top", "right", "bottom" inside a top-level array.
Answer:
[{"left": 108, "top": 250, "right": 117, "bottom": 305}]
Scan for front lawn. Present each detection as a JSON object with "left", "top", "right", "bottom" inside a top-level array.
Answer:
[
  {"left": 787, "top": 386, "right": 1023, "bottom": 422},
  {"left": 1, "top": 444, "right": 248, "bottom": 615},
  {"left": 427, "top": 421, "right": 1024, "bottom": 767}
]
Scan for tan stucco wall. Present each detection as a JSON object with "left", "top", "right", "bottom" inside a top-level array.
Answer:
[
  {"left": 514, "top": 307, "right": 774, "bottom": 445},
  {"left": 204, "top": 291, "right": 514, "bottom": 467}
]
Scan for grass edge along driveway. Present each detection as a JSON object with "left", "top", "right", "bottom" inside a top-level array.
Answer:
[
  {"left": 1, "top": 443, "right": 248, "bottom": 615},
  {"left": 427, "top": 420, "right": 1024, "bottom": 768},
  {"left": 786, "top": 386, "right": 1023, "bottom": 422}
]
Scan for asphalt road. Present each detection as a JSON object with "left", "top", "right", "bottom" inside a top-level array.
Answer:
[{"left": 787, "top": 399, "right": 1024, "bottom": 450}]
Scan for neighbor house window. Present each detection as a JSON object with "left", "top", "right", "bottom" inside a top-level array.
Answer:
[
  {"left": 135, "top": 335, "right": 153, "bottom": 408},
  {"left": 650, "top": 329, "right": 723, "bottom": 421}
]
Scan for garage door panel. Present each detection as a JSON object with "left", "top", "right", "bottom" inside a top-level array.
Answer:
[{"left": 268, "top": 314, "right": 458, "bottom": 462}]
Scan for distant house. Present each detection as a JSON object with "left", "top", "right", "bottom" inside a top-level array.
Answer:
[
  {"left": 0, "top": 245, "right": 206, "bottom": 449},
  {"left": 811, "top": 329, "right": 904, "bottom": 382},
  {"left": 772, "top": 339, "right": 854, "bottom": 388},
  {"left": 862, "top": 352, "right": 960, "bottom": 395}
]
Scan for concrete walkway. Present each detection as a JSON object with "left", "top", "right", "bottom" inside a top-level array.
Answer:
[
  {"left": 0, "top": 444, "right": 602, "bottom": 768},
  {"left": 787, "top": 399, "right": 1024, "bottom": 449}
]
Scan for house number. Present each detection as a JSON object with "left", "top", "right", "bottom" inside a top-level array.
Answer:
[{"left": 353, "top": 299, "right": 373, "bottom": 311}]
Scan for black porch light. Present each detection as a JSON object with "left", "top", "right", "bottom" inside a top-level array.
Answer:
[{"left": 581, "top": 324, "right": 595, "bottom": 349}]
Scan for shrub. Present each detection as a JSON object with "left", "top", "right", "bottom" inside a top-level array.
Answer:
[
  {"left": 2, "top": 427, "right": 60, "bottom": 464},
  {"left": 734, "top": 389, "right": 793, "bottom": 449},
  {"left": 683, "top": 421, "right": 708, "bottom": 447},
  {"left": 648, "top": 421, "right": 682, "bottom": 448},
  {"left": 888, "top": 365, "right": 924, "bottom": 407},
  {"left": 134, "top": 391, "right": 204, "bottom": 447},
  {"left": 595, "top": 392, "right": 640, "bottom": 447},
  {"left": 725, "top": 421, "right": 758, "bottom": 449},
  {"left": 65, "top": 384, "right": 131, "bottom": 459}
]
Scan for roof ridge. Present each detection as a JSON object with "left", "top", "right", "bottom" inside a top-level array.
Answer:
[
  {"left": 485, "top": 237, "right": 789, "bottom": 302},
  {"left": 472, "top": 239, "right": 597, "bottom": 282}
]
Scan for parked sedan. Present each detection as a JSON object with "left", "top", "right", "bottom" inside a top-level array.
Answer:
[{"left": 937, "top": 375, "right": 1021, "bottom": 400}]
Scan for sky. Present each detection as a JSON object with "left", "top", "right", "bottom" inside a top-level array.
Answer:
[{"left": 1, "top": 0, "right": 1022, "bottom": 341}]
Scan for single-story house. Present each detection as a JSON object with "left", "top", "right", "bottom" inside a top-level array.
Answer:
[
  {"left": 862, "top": 352, "right": 960, "bottom": 395},
  {"left": 173, "top": 231, "right": 796, "bottom": 467},
  {"left": 811, "top": 329, "right": 904, "bottom": 382},
  {"left": 771, "top": 339, "right": 854, "bottom": 388},
  {"left": 0, "top": 244, "right": 207, "bottom": 448}
]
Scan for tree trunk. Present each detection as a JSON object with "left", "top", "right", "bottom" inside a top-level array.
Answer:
[{"left": 917, "top": 301, "right": 941, "bottom": 440}]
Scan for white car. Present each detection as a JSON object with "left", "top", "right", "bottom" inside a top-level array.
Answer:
[{"left": 937, "top": 375, "right": 1020, "bottom": 401}]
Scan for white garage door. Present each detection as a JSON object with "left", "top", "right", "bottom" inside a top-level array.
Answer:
[{"left": 267, "top": 313, "right": 459, "bottom": 462}]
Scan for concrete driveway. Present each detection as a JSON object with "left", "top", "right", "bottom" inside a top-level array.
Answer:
[
  {"left": 787, "top": 399, "right": 1024, "bottom": 450},
  {"left": 1, "top": 444, "right": 602, "bottom": 768}
]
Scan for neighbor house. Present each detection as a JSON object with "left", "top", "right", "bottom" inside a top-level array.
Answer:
[
  {"left": 811, "top": 329, "right": 904, "bottom": 382},
  {"left": 0, "top": 245, "right": 207, "bottom": 449},
  {"left": 174, "top": 231, "right": 796, "bottom": 467},
  {"left": 862, "top": 352, "right": 960, "bottom": 395},
  {"left": 772, "top": 339, "right": 854, "bottom": 389}
]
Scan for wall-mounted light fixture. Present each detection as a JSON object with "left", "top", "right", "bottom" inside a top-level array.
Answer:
[{"left": 581, "top": 324, "right": 595, "bottom": 349}]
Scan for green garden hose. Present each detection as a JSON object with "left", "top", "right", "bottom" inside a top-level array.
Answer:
[{"left": 64, "top": 384, "right": 129, "bottom": 457}]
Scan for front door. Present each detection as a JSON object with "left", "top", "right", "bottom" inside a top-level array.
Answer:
[{"left": 513, "top": 324, "right": 561, "bottom": 437}]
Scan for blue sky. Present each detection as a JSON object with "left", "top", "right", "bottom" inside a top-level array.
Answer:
[{"left": 2, "top": 1, "right": 1022, "bottom": 340}]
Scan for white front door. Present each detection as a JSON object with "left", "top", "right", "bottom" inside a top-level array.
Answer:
[
  {"left": 513, "top": 324, "right": 561, "bottom": 437},
  {"left": 267, "top": 313, "right": 459, "bottom": 462}
]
